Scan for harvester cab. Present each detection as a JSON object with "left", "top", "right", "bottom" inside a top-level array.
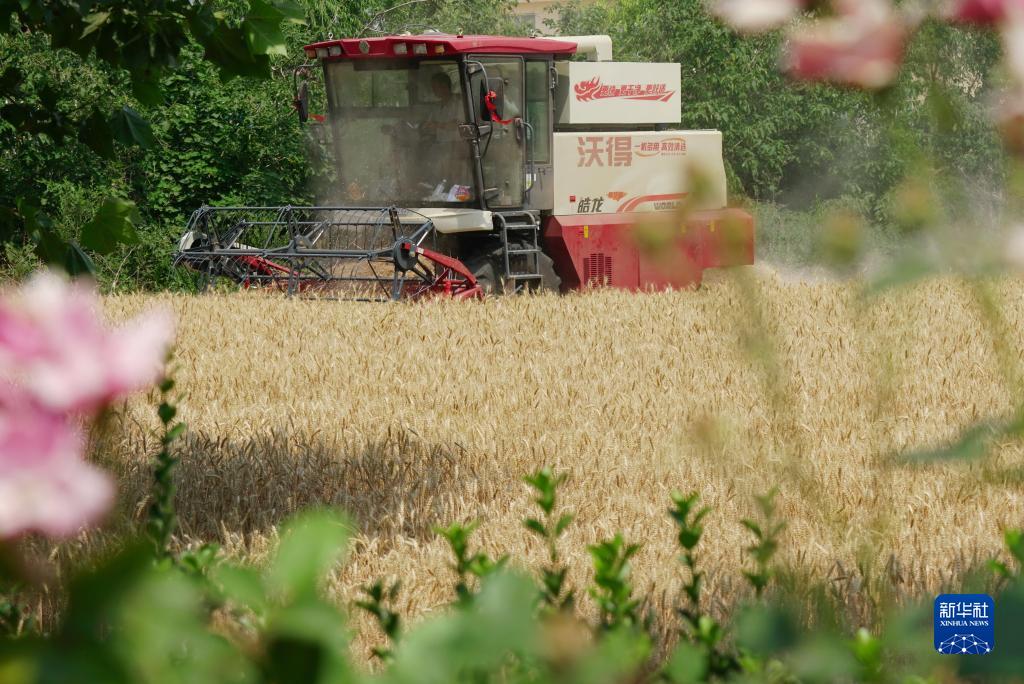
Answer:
[{"left": 174, "top": 33, "right": 755, "bottom": 299}]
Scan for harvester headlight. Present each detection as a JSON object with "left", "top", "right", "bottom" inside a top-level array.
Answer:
[
  {"left": 413, "top": 43, "right": 427, "bottom": 55},
  {"left": 315, "top": 47, "right": 328, "bottom": 59},
  {"left": 304, "top": 47, "right": 316, "bottom": 59},
  {"left": 434, "top": 45, "right": 445, "bottom": 54},
  {"left": 393, "top": 42, "right": 408, "bottom": 55},
  {"left": 328, "top": 45, "right": 342, "bottom": 57}
]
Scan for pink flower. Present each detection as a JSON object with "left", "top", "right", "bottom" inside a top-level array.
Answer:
[
  {"left": 0, "top": 271, "right": 174, "bottom": 414},
  {"left": 711, "top": 0, "right": 805, "bottom": 33},
  {"left": 783, "top": 0, "right": 910, "bottom": 89},
  {"left": 0, "top": 385, "right": 112, "bottom": 539},
  {"left": 1002, "top": 14, "right": 1024, "bottom": 82},
  {"left": 946, "top": 0, "right": 1024, "bottom": 25},
  {"left": 990, "top": 17, "right": 1024, "bottom": 153},
  {"left": 993, "top": 88, "right": 1024, "bottom": 153}
]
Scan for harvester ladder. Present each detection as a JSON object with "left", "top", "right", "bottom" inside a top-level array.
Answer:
[{"left": 497, "top": 211, "right": 542, "bottom": 285}]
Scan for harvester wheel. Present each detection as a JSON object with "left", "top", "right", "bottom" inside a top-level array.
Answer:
[
  {"left": 534, "top": 251, "right": 561, "bottom": 293},
  {"left": 464, "top": 249, "right": 560, "bottom": 295},
  {"left": 465, "top": 256, "right": 502, "bottom": 295}
]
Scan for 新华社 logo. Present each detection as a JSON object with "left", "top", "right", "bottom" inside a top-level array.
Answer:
[
  {"left": 574, "top": 77, "right": 675, "bottom": 102},
  {"left": 934, "top": 594, "right": 994, "bottom": 655}
]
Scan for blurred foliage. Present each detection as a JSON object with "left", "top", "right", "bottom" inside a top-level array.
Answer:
[
  {"left": 3, "top": 468, "right": 1023, "bottom": 682},
  {"left": 524, "top": 468, "right": 576, "bottom": 612},
  {"left": 0, "top": 0, "right": 308, "bottom": 287}
]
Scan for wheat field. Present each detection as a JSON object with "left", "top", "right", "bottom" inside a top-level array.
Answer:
[{"left": 62, "top": 270, "right": 1024, "bottom": 657}]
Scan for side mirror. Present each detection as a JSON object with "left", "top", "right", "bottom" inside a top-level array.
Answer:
[{"left": 480, "top": 77, "right": 505, "bottom": 122}]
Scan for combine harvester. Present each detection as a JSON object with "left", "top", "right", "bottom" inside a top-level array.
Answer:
[{"left": 174, "top": 33, "right": 754, "bottom": 299}]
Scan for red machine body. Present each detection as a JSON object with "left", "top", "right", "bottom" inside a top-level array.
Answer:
[{"left": 544, "top": 209, "right": 755, "bottom": 291}]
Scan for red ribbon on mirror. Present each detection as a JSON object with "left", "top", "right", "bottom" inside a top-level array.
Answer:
[{"left": 484, "top": 90, "right": 514, "bottom": 125}]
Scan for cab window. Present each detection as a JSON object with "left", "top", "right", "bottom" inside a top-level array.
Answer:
[{"left": 525, "top": 61, "right": 551, "bottom": 164}]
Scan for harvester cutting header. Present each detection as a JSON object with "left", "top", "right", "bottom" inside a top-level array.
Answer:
[{"left": 174, "top": 33, "right": 755, "bottom": 299}]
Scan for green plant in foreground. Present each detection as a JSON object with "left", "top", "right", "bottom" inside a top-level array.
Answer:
[
  {"left": 742, "top": 488, "right": 785, "bottom": 599},
  {"left": 991, "top": 528, "right": 1024, "bottom": 584},
  {"left": 669, "top": 491, "right": 737, "bottom": 677},
  {"left": 146, "top": 370, "right": 187, "bottom": 561},
  {"left": 523, "top": 467, "right": 575, "bottom": 611},
  {"left": 435, "top": 520, "right": 507, "bottom": 605},
  {"left": 6, "top": 480, "right": 1024, "bottom": 681},
  {"left": 143, "top": 366, "right": 224, "bottom": 589},
  {"left": 588, "top": 533, "right": 642, "bottom": 631},
  {"left": 355, "top": 579, "right": 402, "bottom": 661}
]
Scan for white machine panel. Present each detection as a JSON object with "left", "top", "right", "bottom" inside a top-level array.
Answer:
[
  {"left": 555, "top": 61, "right": 681, "bottom": 125},
  {"left": 552, "top": 130, "right": 727, "bottom": 215}
]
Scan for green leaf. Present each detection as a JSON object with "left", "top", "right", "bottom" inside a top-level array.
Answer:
[
  {"left": 386, "top": 572, "right": 539, "bottom": 683},
  {"left": 990, "top": 559, "right": 1011, "bottom": 579},
  {"left": 264, "top": 601, "right": 351, "bottom": 684},
  {"left": 115, "top": 560, "right": 258, "bottom": 684},
  {"left": 663, "top": 640, "right": 708, "bottom": 684},
  {"left": 789, "top": 636, "right": 860, "bottom": 681},
  {"left": 743, "top": 570, "right": 768, "bottom": 592},
  {"left": 896, "top": 421, "right": 1006, "bottom": 463},
  {"left": 63, "top": 241, "right": 96, "bottom": 276},
  {"left": 863, "top": 249, "right": 940, "bottom": 296},
  {"left": 243, "top": 0, "right": 288, "bottom": 56},
  {"left": 268, "top": 509, "right": 350, "bottom": 598},
  {"left": 958, "top": 581, "right": 1024, "bottom": 678},
  {"left": 187, "top": 4, "right": 218, "bottom": 41},
  {"left": 164, "top": 423, "right": 186, "bottom": 443},
  {"left": 554, "top": 512, "right": 574, "bottom": 536},
  {"left": 80, "top": 197, "right": 140, "bottom": 254},
  {"left": 80, "top": 11, "right": 110, "bottom": 38},
  {"left": 570, "top": 626, "right": 651, "bottom": 684},
  {"left": 213, "top": 563, "right": 267, "bottom": 613},
  {"left": 523, "top": 518, "right": 546, "bottom": 537},
  {"left": 157, "top": 402, "right": 177, "bottom": 424},
  {"left": 110, "top": 106, "right": 156, "bottom": 149},
  {"left": 273, "top": 0, "right": 306, "bottom": 25},
  {"left": 131, "top": 77, "right": 164, "bottom": 107},
  {"left": 740, "top": 519, "right": 763, "bottom": 539},
  {"left": 199, "top": 25, "right": 271, "bottom": 80},
  {"left": 80, "top": 109, "right": 115, "bottom": 158},
  {"left": 736, "top": 604, "right": 798, "bottom": 656},
  {"left": 851, "top": 627, "right": 883, "bottom": 670},
  {"left": 33, "top": 226, "right": 64, "bottom": 264},
  {"left": 1007, "top": 529, "right": 1024, "bottom": 566},
  {"left": 32, "top": 225, "right": 95, "bottom": 276},
  {"left": 64, "top": 542, "right": 154, "bottom": 638}
]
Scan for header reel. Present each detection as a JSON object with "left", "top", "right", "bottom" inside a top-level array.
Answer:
[{"left": 174, "top": 205, "right": 482, "bottom": 301}]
